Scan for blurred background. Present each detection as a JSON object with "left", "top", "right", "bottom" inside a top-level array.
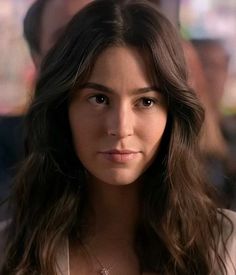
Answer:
[
  {"left": 0, "top": 0, "right": 235, "bottom": 218},
  {"left": 0, "top": 0, "right": 235, "bottom": 117},
  {"left": 181, "top": 0, "right": 236, "bottom": 115},
  {"left": 0, "top": 0, "right": 35, "bottom": 116}
]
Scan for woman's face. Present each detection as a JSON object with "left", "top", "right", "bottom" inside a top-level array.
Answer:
[{"left": 69, "top": 46, "right": 167, "bottom": 186}]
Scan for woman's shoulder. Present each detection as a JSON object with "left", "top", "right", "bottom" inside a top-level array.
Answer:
[
  {"left": 219, "top": 208, "right": 236, "bottom": 244},
  {"left": 0, "top": 219, "right": 68, "bottom": 274},
  {"left": 222, "top": 208, "right": 236, "bottom": 221},
  {"left": 220, "top": 208, "right": 236, "bottom": 235},
  {"left": 217, "top": 209, "right": 236, "bottom": 273}
]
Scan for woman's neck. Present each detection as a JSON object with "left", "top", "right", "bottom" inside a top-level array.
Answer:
[
  {"left": 85, "top": 178, "right": 140, "bottom": 244},
  {"left": 69, "top": 179, "right": 142, "bottom": 275}
]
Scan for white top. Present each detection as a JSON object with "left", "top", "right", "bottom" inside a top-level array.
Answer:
[
  {"left": 1, "top": 209, "right": 236, "bottom": 274},
  {"left": 56, "top": 238, "right": 70, "bottom": 275}
]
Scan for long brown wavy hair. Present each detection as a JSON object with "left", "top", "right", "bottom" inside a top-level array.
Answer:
[{"left": 1, "top": 0, "right": 234, "bottom": 274}]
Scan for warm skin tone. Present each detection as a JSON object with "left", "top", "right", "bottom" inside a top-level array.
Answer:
[{"left": 68, "top": 46, "right": 167, "bottom": 274}]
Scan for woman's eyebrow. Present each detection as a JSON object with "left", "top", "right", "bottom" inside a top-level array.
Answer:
[
  {"left": 79, "top": 82, "right": 113, "bottom": 93},
  {"left": 135, "top": 87, "right": 161, "bottom": 94},
  {"left": 79, "top": 82, "right": 160, "bottom": 94}
]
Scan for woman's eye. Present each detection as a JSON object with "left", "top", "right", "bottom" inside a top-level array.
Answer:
[
  {"left": 137, "top": 97, "right": 157, "bottom": 108},
  {"left": 88, "top": 94, "right": 109, "bottom": 105}
]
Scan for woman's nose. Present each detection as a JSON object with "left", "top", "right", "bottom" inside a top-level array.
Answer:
[{"left": 106, "top": 104, "right": 134, "bottom": 138}]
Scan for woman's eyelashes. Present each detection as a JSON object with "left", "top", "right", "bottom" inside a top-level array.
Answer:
[
  {"left": 88, "top": 94, "right": 109, "bottom": 106},
  {"left": 87, "top": 94, "right": 159, "bottom": 109},
  {"left": 135, "top": 97, "right": 159, "bottom": 108}
]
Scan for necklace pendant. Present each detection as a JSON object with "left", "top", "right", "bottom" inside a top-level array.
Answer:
[{"left": 100, "top": 268, "right": 109, "bottom": 275}]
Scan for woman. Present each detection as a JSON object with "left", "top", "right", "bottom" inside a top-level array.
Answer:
[{"left": 1, "top": 0, "right": 236, "bottom": 274}]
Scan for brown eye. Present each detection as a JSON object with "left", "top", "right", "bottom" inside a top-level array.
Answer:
[
  {"left": 142, "top": 98, "right": 153, "bottom": 107},
  {"left": 136, "top": 97, "right": 157, "bottom": 108},
  {"left": 88, "top": 94, "right": 109, "bottom": 105}
]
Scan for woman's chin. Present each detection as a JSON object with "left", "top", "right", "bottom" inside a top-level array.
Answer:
[{"left": 89, "top": 171, "right": 141, "bottom": 187}]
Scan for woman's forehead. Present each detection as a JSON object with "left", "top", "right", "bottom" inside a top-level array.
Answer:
[{"left": 86, "top": 46, "right": 157, "bottom": 85}]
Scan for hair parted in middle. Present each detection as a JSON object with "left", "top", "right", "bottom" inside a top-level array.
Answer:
[{"left": 3, "top": 1, "right": 232, "bottom": 274}]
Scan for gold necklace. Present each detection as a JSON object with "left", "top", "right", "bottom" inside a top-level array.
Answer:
[{"left": 82, "top": 242, "right": 112, "bottom": 275}]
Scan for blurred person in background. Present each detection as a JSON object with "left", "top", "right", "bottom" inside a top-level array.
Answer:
[
  {"left": 183, "top": 40, "right": 231, "bottom": 207},
  {"left": 0, "top": 0, "right": 92, "bottom": 220},
  {"left": 155, "top": 0, "right": 235, "bottom": 208},
  {"left": 24, "top": 0, "right": 93, "bottom": 69},
  {"left": 192, "top": 39, "right": 236, "bottom": 210},
  {"left": 191, "top": 39, "right": 229, "bottom": 113}
]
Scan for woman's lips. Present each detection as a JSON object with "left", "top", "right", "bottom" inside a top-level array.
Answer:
[{"left": 98, "top": 150, "right": 140, "bottom": 163}]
